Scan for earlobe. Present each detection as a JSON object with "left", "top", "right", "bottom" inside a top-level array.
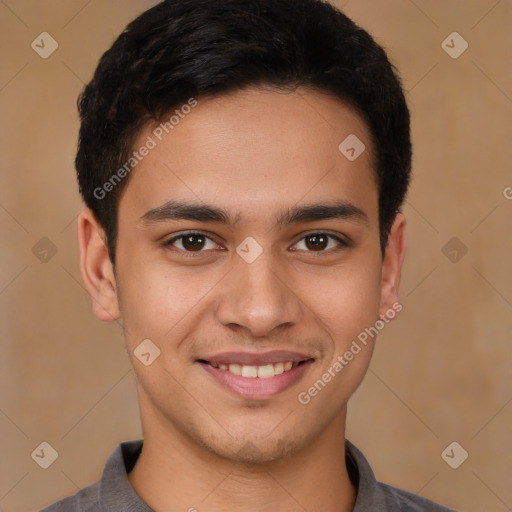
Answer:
[
  {"left": 77, "top": 207, "right": 121, "bottom": 322},
  {"left": 379, "top": 213, "right": 407, "bottom": 318}
]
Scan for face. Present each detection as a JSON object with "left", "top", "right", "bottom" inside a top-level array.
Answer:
[{"left": 79, "top": 86, "right": 405, "bottom": 463}]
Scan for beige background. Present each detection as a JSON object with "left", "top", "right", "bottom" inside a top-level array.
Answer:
[{"left": 0, "top": 1, "right": 511, "bottom": 511}]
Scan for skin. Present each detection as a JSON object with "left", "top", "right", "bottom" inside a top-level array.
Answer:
[{"left": 78, "top": 86, "right": 407, "bottom": 512}]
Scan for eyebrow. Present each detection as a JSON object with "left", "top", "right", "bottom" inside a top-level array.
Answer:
[{"left": 139, "top": 199, "right": 369, "bottom": 228}]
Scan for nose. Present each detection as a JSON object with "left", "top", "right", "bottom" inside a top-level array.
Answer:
[{"left": 215, "top": 250, "right": 303, "bottom": 338}]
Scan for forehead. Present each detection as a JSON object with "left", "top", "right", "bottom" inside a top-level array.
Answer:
[{"left": 118, "top": 86, "right": 378, "bottom": 227}]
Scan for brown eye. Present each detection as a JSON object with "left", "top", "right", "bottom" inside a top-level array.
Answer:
[
  {"left": 292, "top": 233, "right": 346, "bottom": 253},
  {"left": 181, "top": 234, "right": 206, "bottom": 251},
  {"left": 165, "top": 232, "right": 217, "bottom": 252},
  {"left": 304, "top": 234, "right": 329, "bottom": 251}
]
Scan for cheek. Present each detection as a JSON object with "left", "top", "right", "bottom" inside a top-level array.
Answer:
[
  {"left": 116, "top": 254, "right": 220, "bottom": 345},
  {"left": 294, "top": 261, "right": 381, "bottom": 408},
  {"left": 117, "top": 238, "right": 382, "bottom": 352},
  {"left": 303, "top": 258, "right": 382, "bottom": 338}
]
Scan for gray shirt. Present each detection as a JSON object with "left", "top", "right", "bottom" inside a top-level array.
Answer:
[{"left": 39, "top": 439, "right": 457, "bottom": 511}]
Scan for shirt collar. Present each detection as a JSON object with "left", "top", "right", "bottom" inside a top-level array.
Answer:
[
  {"left": 98, "top": 438, "right": 400, "bottom": 511},
  {"left": 345, "top": 439, "right": 403, "bottom": 510},
  {"left": 98, "top": 440, "right": 152, "bottom": 511}
]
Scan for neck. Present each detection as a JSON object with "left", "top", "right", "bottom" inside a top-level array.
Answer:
[{"left": 128, "top": 408, "right": 356, "bottom": 512}]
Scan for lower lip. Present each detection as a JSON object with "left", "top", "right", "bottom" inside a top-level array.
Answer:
[{"left": 198, "top": 360, "right": 314, "bottom": 399}]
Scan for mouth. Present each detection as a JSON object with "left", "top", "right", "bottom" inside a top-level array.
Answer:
[
  {"left": 196, "top": 351, "right": 315, "bottom": 399},
  {"left": 197, "top": 359, "right": 313, "bottom": 378}
]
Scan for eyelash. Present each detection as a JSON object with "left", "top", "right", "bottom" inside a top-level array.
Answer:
[{"left": 163, "top": 230, "right": 349, "bottom": 256}]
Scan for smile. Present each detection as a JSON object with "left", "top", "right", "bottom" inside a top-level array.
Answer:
[
  {"left": 199, "top": 360, "right": 311, "bottom": 378},
  {"left": 197, "top": 358, "right": 315, "bottom": 399}
]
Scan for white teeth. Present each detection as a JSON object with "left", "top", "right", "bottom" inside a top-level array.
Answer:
[
  {"left": 241, "top": 365, "right": 258, "bottom": 378},
  {"left": 257, "top": 364, "right": 275, "bottom": 379},
  {"left": 228, "top": 363, "right": 242, "bottom": 375},
  {"left": 211, "top": 361, "right": 300, "bottom": 378},
  {"left": 273, "top": 362, "right": 284, "bottom": 375}
]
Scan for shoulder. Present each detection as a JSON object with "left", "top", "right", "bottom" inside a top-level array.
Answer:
[
  {"left": 378, "top": 481, "right": 458, "bottom": 511},
  {"left": 345, "top": 440, "right": 459, "bottom": 511},
  {"left": 38, "top": 440, "right": 144, "bottom": 512},
  {"left": 38, "top": 481, "right": 100, "bottom": 512}
]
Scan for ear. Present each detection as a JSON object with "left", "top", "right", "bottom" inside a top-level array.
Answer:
[
  {"left": 77, "top": 207, "right": 121, "bottom": 322},
  {"left": 379, "top": 212, "right": 407, "bottom": 318}
]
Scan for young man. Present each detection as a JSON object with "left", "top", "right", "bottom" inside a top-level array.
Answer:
[{"left": 41, "top": 0, "right": 456, "bottom": 510}]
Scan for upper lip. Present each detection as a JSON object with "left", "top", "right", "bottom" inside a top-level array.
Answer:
[{"left": 198, "top": 350, "right": 315, "bottom": 366}]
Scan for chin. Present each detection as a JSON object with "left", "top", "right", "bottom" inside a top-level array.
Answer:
[{"left": 200, "top": 432, "right": 303, "bottom": 465}]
